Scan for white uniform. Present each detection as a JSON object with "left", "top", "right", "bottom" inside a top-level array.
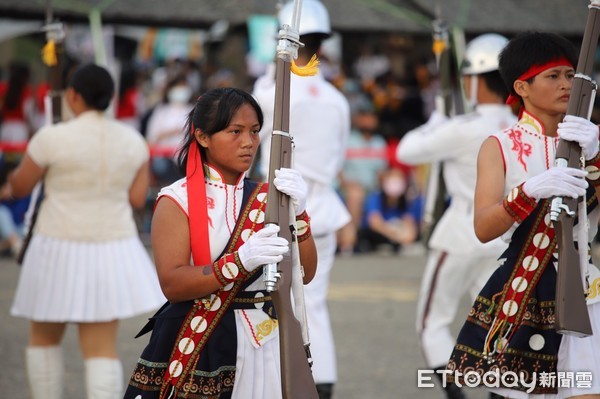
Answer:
[
  {"left": 253, "top": 64, "right": 351, "bottom": 384},
  {"left": 397, "top": 104, "right": 516, "bottom": 368}
]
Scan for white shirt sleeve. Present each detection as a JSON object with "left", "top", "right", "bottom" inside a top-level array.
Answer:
[{"left": 397, "top": 116, "right": 466, "bottom": 165}]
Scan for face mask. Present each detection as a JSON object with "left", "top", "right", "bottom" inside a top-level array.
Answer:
[
  {"left": 168, "top": 86, "right": 192, "bottom": 104},
  {"left": 382, "top": 176, "right": 407, "bottom": 197}
]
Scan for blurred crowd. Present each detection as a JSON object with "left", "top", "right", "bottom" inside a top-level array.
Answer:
[{"left": 0, "top": 48, "right": 441, "bottom": 258}]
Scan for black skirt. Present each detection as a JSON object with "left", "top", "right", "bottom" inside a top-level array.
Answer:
[
  {"left": 447, "top": 200, "right": 563, "bottom": 395},
  {"left": 124, "top": 288, "right": 276, "bottom": 399}
]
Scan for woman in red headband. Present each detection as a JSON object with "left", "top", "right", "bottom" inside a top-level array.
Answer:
[
  {"left": 124, "top": 87, "right": 318, "bottom": 399},
  {"left": 448, "top": 32, "right": 600, "bottom": 399}
]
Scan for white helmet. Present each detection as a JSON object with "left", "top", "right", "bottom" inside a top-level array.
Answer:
[
  {"left": 461, "top": 33, "right": 509, "bottom": 75},
  {"left": 278, "top": 0, "right": 331, "bottom": 37}
]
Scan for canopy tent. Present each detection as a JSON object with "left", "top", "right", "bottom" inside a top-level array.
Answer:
[{"left": 0, "top": 0, "right": 591, "bottom": 36}]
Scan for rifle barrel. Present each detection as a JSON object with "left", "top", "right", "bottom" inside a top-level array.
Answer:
[
  {"left": 263, "top": 4, "right": 319, "bottom": 396},
  {"left": 552, "top": 0, "right": 600, "bottom": 336}
]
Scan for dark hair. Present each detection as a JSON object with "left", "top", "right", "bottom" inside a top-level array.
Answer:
[
  {"left": 3, "top": 62, "right": 30, "bottom": 111},
  {"left": 176, "top": 87, "right": 264, "bottom": 176},
  {"left": 480, "top": 70, "right": 510, "bottom": 101},
  {"left": 118, "top": 63, "right": 137, "bottom": 100},
  {"left": 68, "top": 63, "right": 115, "bottom": 111},
  {"left": 499, "top": 31, "right": 578, "bottom": 101}
]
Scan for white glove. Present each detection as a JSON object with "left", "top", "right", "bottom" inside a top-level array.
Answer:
[
  {"left": 557, "top": 115, "right": 600, "bottom": 160},
  {"left": 273, "top": 168, "right": 307, "bottom": 216},
  {"left": 522, "top": 167, "right": 588, "bottom": 200},
  {"left": 237, "top": 224, "right": 289, "bottom": 272}
]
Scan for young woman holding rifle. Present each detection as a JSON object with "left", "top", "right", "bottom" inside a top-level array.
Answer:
[
  {"left": 124, "top": 87, "right": 318, "bottom": 399},
  {"left": 448, "top": 30, "right": 600, "bottom": 399}
]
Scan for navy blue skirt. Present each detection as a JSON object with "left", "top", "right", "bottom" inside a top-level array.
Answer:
[
  {"left": 124, "top": 288, "right": 276, "bottom": 399},
  {"left": 447, "top": 200, "right": 564, "bottom": 395}
]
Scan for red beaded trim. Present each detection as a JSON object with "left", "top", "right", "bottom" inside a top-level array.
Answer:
[
  {"left": 212, "top": 252, "right": 249, "bottom": 285},
  {"left": 585, "top": 152, "right": 600, "bottom": 187},
  {"left": 502, "top": 183, "right": 538, "bottom": 224},
  {"left": 295, "top": 210, "right": 312, "bottom": 243}
]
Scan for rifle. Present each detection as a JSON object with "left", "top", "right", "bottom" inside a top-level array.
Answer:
[
  {"left": 550, "top": 0, "right": 600, "bottom": 337},
  {"left": 420, "top": 17, "right": 466, "bottom": 245},
  {"left": 16, "top": 4, "right": 65, "bottom": 264},
  {"left": 262, "top": 0, "right": 319, "bottom": 398}
]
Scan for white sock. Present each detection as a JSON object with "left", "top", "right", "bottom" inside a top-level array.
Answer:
[
  {"left": 26, "top": 345, "right": 64, "bottom": 399},
  {"left": 84, "top": 357, "right": 123, "bottom": 399}
]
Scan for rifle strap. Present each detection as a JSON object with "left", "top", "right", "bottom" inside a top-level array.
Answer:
[
  {"left": 159, "top": 183, "right": 268, "bottom": 399},
  {"left": 482, "top": 200, "right": 556, "bottom": 362}
]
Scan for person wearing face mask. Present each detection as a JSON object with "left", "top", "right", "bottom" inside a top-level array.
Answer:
[
  {"left": 396, "top": 34, "right": 516, "bottom": 399},
  {"left": 339, "top": 102, "right": 389, "bottom": 253},
  {"left": 356, "top": 166, "right": 422, "bottom": 253},
  {"left": 146, "top": 75, "right": 194, "bottom": 185}
]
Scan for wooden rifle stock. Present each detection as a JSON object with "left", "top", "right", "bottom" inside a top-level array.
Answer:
[
  {"left": 263, "top": 4, "right": 319, "bottom": 397},
  {"left": 551, "top": 0, "right": 600, "bottom": 336},
  {"left": 554, "top": 200, "right": 592, "bottom": 336}
]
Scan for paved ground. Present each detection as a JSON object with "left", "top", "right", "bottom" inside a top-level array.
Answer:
[{"left": 0, "top": 245, "right": 491, "bottom": 399}]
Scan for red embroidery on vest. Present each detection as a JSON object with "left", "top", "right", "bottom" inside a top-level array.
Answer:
[{"left": 508, "top": 129, "right": 532, "bottom": 172}]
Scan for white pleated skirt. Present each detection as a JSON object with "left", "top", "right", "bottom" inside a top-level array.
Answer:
[{"left": 11, "top": 234, "right": 166, "bottom": 322}]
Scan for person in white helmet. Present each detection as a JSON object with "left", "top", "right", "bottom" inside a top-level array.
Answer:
[
  {"left": 252, "top": 1, "right": 351, "bottom": 398},
  {"left": 396, "top": 33, "right": 516, "bottom": 399}
]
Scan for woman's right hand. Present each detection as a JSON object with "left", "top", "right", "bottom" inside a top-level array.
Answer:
[
  {"left": 237, "top": 224, "right": 289, "bottom": 272},
  {"left": 522, "top": 167, "right": 588, "bottom": 200}
]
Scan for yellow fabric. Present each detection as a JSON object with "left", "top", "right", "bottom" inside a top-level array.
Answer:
[
  {"left": 432, "top": 39, "right": 446, "bottom": 56},
  {"left": 42, "top": 40, "right": 57, "bottom": 66},
  {"left": 291, "top": 54, "right": 319, "bottom": 76}
]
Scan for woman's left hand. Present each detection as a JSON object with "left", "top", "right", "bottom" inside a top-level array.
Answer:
[
  {"left": 557, "top": 115, "right": 600, "bottom": 160},
  {"left": 273, "top": 168, "right": 307, "bottom": 216}
]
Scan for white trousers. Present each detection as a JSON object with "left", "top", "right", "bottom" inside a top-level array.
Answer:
[
  {"left": 415, "top": 249, "right": 500, "bottom": 368},
  {"left": 304, "top": 232, "right": 337, "bottom": 384}
]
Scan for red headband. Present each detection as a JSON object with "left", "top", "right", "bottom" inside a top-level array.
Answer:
[{"left": 505, "top": 57, "right": 573, "bottom": 105}]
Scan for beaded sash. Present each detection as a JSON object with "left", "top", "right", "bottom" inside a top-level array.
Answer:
[{"left": 482, "top": 200, "right": 556, "bottom": 362}]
